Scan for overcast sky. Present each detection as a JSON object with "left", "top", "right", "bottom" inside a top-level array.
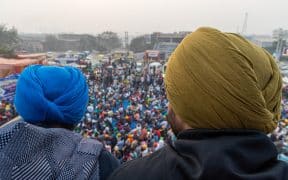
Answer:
[{"left": 0, "top": 0, "right": 287, "bottom": 35}]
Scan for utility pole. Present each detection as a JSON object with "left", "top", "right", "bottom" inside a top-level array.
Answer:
[
  {"left": 241, "top": 12, "right": 248, "bottom": 36},
  {"left": 125, "top": 31, "right": 129, "bottom": 50}
]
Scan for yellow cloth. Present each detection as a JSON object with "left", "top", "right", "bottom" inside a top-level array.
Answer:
[{"left": 165, "top": 27, "right": 282, "bottom": 133}]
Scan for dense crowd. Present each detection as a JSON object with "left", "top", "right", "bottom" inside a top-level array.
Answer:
[
  {"left": 1, "top": 27, "right": 288, "bottom": 180},
  {"left": 2, "top": 60, "right": 288, "bottom": 163},
  {"left": 270, "top": 84, "right": 288, "bottom": 160},
  {"left": 75, "top": 61, "right": 174, "bottom": 163},
  {"left": 76, "top": 61, "right": 288, "bottom": 163},
  {"left": 0, "top": 100, "right": 17, "bottom": 126}
]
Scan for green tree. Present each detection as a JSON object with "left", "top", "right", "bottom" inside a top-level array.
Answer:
[
  {"left": 43, "top": 32, "right": 122, "bottom": 52},
  {"left": 0, "top": 25, "right": 18, "bottom": 57},
  {"left": 44, "top": 35, "right": 58, "bottom": 51},
  {"left": 130, "top": 35, "right": 153, "bottom": 52},
  {"left": 97, "top": 31, "right": 122, "bottom": 52},
  {"left": 79, "top": 35, "right": 97, "bottom": 51}
]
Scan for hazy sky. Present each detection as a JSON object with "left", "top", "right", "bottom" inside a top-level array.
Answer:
[{"left": 0, "top": 0, "right": 287, "bottom": 35}]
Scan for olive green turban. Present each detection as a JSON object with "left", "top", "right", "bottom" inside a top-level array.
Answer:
[{"left": 165, "top": 27, "right": 282, "bottom": 133}]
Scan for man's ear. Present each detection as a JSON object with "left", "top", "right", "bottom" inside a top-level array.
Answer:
[
  {"left": 168, "top": 104, "right": 192, "bottom": 132},
  {"left": 167, "top": 104, "right": 175, "bottom": 121}
]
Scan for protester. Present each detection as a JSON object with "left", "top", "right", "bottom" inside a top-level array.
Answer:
[
  {"left": 269, "top": 85, "right": 288, "bottom": 160},
  {"left": 0, "top": 100, "right": 17, "bottom": 126},
  {"left": 108, "top": 27, "right": 288, "bottom": 180},
  {"left": 77, "top": 60, "right": 171, "bottom": 163},
  {"left": 0, "top": 65, "right": 119, "bottom": 180}
]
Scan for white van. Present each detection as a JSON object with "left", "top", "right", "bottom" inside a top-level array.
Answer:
[
  {"left": 136, "top": 62, "right": 143, "bottom": 72},
  {"left": 148, "top": 62, "right": 162, "bottom": 75}
]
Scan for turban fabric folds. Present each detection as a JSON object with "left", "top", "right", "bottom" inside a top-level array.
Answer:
[
  {"left": 15, "top": 65, "right": 88, "bottom": 125},
  {"left": 165, "top": 27, "right": 282, "bottom": 133}
]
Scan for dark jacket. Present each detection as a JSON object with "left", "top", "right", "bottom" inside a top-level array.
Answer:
[
  {"left": 108, "top": 129, "right": 288, "bottom": 180},
  {"left": 99, "top": 150, "right": 120, "bottom": 180},
  {"left": 0, "top": 120, "right": 119, "bottom": 180}
]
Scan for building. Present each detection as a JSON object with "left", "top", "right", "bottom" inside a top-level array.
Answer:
[
  {"left": 248, "top": 35, "right": 274, "bottom": 48},
  {"left": 150, "top": 31, "right": 190, "bottom": 44},
  {"left": 153, "top": 42, "right": 178, "bottom": 60},
  {"left": 148, "top": 32, "right": 190, "bottom": 60},
  {"left": 55, "top": 34, "right": 83, "bottom": 51}
]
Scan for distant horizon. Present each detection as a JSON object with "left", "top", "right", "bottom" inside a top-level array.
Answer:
[
  {"left": 1, "top": 0, "right": 287, "bottom": 36},
  {"left": 17, "top": 29, "right": 276, "bottom": 37}
]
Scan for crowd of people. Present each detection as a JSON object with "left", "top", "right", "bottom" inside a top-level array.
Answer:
[
  {"left": 75, "top": 59, "right": 288, "bottom": 163},
  {"left": 75, "top": 61, "right": 174, "bottom": 163},
  {"left": 1, "top": 27, "right": 288, "bottom": 179},
  {"left": 270, "top": 84, "right": 288, "bottom": 160},
  {"left": 1, "top": 59, "right": 288, "bottom": 163},
  {"left": 0, "top": 100, "right": 17, "bottom": 126}
]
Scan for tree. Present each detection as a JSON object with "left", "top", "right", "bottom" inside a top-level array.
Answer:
[
  {"left": 97, "top": 31, "right": 122, "bottom": 52},
  {"left": 0, "top": 25, "right": 19, "bottom": 57},
  {"left": 79, "top": 35, "right": 97, "bottom": 51},
  {"left": 130, "top": 35, "right": 153, "bottom": 52},
  {"left": 43, "top": 35, "right": 58, "bottom": 51},
  {"left": 43, "top": 31, "right": 122, "bottom": 52}
]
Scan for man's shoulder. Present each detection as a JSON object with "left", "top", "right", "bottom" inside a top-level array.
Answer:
[
  {"left": 108, "top": 147, "right": 168, "bottom": 180},
  {"left": 99, "top": 150, "right": 120, "bottom": 180}
]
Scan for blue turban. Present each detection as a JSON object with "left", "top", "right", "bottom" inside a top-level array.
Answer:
[{"left": 14, "top": 65, "right": 89, "bottom": 125}]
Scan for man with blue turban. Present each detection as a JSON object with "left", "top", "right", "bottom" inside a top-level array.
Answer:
[{"left": 0, "top": 65, "right": 119, "bottom": 180}]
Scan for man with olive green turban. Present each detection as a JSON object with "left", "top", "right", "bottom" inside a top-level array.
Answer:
[{"left": 108, "top": 27, "right": 288, "bottom": 180}]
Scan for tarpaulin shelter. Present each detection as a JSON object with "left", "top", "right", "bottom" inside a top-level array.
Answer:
[
  {"left": 0, "top": 54, "right": 46, "bottom": 78},
  {"left": 0, "top": 54, "right": 46, "bottom": 102}
]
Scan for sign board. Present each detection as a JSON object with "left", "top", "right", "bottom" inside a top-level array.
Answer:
[
  {"left": 147, "top": 51, "right": 159, "bottom": 58},
  {"left": 0, "top": 74, "right": 19, "bottom": 102}
]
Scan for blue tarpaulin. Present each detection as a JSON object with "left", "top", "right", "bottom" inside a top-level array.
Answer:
[{"left": 0, "top": 74, "right": 19, "bottom": 102}]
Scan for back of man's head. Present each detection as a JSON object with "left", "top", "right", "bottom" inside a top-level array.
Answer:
[
  {"left": 165, "top": 27, "right": 282, "bottom": 133},
  {"left": 14, "top": 65, "right": 89, "bottom": 128}
]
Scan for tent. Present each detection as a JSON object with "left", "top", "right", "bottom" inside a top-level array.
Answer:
[{"left": 0, "top": 54, "right": 46, "bottom": 78}]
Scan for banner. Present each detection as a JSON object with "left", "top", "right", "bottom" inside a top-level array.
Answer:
[{"left": 0, "top": 74, "right": 19, "bottom": 102}]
